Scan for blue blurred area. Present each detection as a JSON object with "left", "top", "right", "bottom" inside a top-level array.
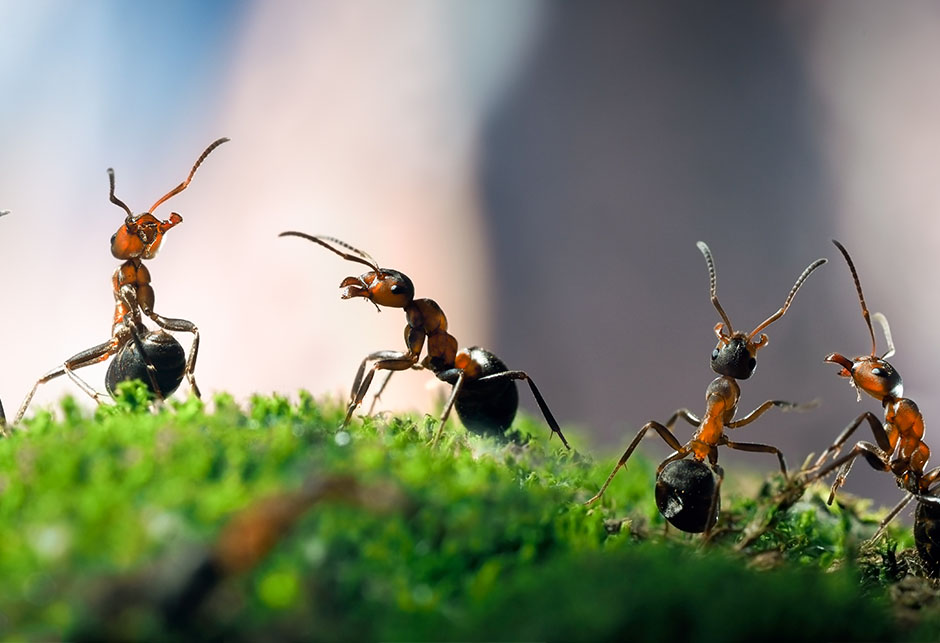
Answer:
[{"left": 0, "top": 1, "right": 246, "bottom": 156}]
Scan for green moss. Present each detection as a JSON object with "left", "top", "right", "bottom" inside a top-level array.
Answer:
[{"left": 0, "top": 383, "right": 933, "bottom": 641}]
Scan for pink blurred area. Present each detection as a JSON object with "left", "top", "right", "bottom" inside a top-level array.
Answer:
[
  {"left": 3, "top": 1, "right": 940, "bottom": 511},
  {"left": 0, "top": 1, "right": 539, "bottom": 417}
]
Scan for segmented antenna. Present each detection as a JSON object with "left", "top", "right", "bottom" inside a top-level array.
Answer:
[
  {"left": 148, "top": 137, "right": 230, "bottom": 213},
  {"left": 748, "top": 257, "right": 827, "bottom": 338},
  {"left": 697, "top": 241, "right": 734, "bottom": 333},
  {"left": 107, "top": 168, "right": 133, "bottom": 219},
  {"left": 832, "top": 240, "right": 877, "bottom": 357},
  {"left": 279, "top": 231, "right": 383, "bottom": 275}
]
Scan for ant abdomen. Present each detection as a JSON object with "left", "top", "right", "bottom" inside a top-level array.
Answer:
[
  {"left": 437, "top": 347, "right": 519, "bottom": 437},
  {"left": 106, "top": 330, "right": 186, "bottom": 398},
  {"left": 655, "top": 459, "right": 721, "bottom": 533},
  {"left": 915, "top": 498, "right": 940, "bottom": 577}
]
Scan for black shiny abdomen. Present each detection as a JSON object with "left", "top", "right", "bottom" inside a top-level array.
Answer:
[
  {"left": 441, "top": 347, "right": 519, "bottom": 437},
  {"left": 106, "top": 330, "right": 186, "bottom": 398},
  {"left": 914, "top": 496, "right": 940, "bottom": 577},
  {"left": 655, "top": 459, "right": 721, "bottom": 533}
]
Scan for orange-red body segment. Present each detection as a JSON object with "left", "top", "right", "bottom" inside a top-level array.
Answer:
[{"left": 689, "top": 376, "right": 740, "bottom": 460}]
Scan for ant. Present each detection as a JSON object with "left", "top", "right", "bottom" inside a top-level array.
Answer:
[
  {"left": 279, "top": 232, "right": 570, "bottom": 448},
  {"left": 803, "top": 240, "right": 940, "bottom": 574},
  {"left": 585, "top": 242, "right": 825, "bottom": 534},
  {"left": 13, "top": 139, "right": 228, "bottom": 424}
]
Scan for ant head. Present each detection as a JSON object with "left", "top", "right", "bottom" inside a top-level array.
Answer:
[
  {"left": 697, "top": 241, "right": 826, "bottom": 381},
  {"left": 710, "top": 328, "right": 759, "bottom": 380},
  {"left": 825, "top": 353, "right": 902, "bottom": 402},
  {"left": 279, "top": 232, "right": 415, "bottom": 310},
  {"left": 107, "top": 138, "right": 228, "bottom": 261},
  {"left": 110, "top": 212, "right": 183, "bottom": 260},
  {"left": 340, "top": 269, "right": 414, "bottom": 308},
  {"left": 829, "top": 240, "right": 902, "bottom": 402}
]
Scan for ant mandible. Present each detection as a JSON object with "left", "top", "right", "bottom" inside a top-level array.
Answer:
[
  {"left": 279, "top": 232, "right": 570, "bottom": 449},
  {"left": 585, "top": 242, "right": 825, "bottom": 534},
  {"left": 14, "top": 139, "right": 228, "bottom": 424},
  {"left": 803, "top": 240, "right": 940, "bottom": 574}
]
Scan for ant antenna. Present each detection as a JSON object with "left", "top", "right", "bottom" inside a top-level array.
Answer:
[
  {"left": 872, "top": 312, "right": 895, "bottom": 360},
  {"left": 832, "top": 240, "right": 877, "bottom": 358},
  {"left": 748, "top": 257, "right": 827, "bottom": 338},
  {"left": 697, "top": 241, "right": 734, "bottom": 333},
  {"left": 107, "top": 168, "right": 133, "bottom": 219},
  {"left": 279, "top": 231, "right": 383, "bottom": 275},
  {"left": 148, "top": 137, "right": 230, "bottom": 214}
]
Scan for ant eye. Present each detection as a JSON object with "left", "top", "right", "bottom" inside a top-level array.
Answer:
[
  {"left": 390, "top": 284, "right": 400, "bottom": 294},
  {"left": 711, "top": 349, "right": 720, "bottom": 360},
  {"left": 749, "top": 358, "right": 757, "bottom": 370},
  {"left": 110, "top": 232, "right": 117, "bottom": 245},
  {"left": 872, "top": 367, "right": 885, "bottom": 377}
]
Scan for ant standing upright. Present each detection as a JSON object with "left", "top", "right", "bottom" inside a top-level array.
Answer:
[
  {"left": 280, "top": 232, "right": 571, "bottom": 449},
  {"left": 585, "top": 242, "right": 825, "bottom": 534},
  {"left": 14, "top": 139, "right": 228, "bottom": 424},
  {"left": 803, "top": 240, "right": 940, "bottom": 574}
]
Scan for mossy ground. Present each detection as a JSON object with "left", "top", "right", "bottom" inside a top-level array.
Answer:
[{"left": 1, "top": 383, "right": 938, "bottom": 641}]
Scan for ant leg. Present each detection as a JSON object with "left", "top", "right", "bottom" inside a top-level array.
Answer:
[
  {"left": 870, "top": 493, "right": 914, "bottom": 542},
  {"left": 474, "top": 369, "right": 570, "bottom": 449},
  {"left": 703, "top": 465, "right": 725, "bottom": 542},
  {"left": 146, "top": 312, "right": 200, "bottom": 398},
  {"left": 584, "top": 421, "right": 685, "bottom": 506},
  {"left": 431, "top": 371, "right": 466, "bottom": 446},
  {"left": 15, "top": 339, "right": 118, "bottom": 424},
  {"left": 0, "top": 398, "right": 6, "bottom": 435},
  {"left": 719, "top": 437, "right": 787, "bottom": 476},
  {"left": 726, "top": 399, "right": 817, "bottom": 430},
  {"left": 665, "top": 409, "right": 700, "bottom": 428},
  {"left": 343, "top": 350, "right": 418, "bottom": 427},
  {"left": 811, "top": 412, "right": 886, "bottom": 469},
  {"left": 367, "top": 371, "right": 395, "bottom": 415},
  {"left": 816, "top": 442, "right": 890, "bottom": 504}
]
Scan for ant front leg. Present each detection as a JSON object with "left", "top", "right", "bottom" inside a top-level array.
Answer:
[
  {"left": 810, "top": 441, "right": 891, "bottom": 505},
  {"left": 344, "top": 350, "right": 418, "bottom": 427},
  {"left": 15, "top": 338, "right": 119, "bottom": 424},
  {"left": 474, "top": 369, "right": 571, "bottom": 449},
  {"left": 584, "top": 421, "right": 685, "bottom": 506},
  {"left": 811, "top": 412, "right": 887, "bottom": 469},
  {"left": 146, "top": 312, "right": 200, "bottom": 398},
  {"left": 366, "top": 363, "right": 424, "bottom": 415}
]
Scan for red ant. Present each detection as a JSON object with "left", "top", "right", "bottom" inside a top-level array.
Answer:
[
  {"left": 280, "top": 232, "right": 570, "bottom": 448},
  {"left": 13, "top": 139, "right": 228, "bottom": 424},
  {"left": 585, "top": 242, "right": 825, "bottom": 533},
  {"left": 803, "top": 240, "right": 940, "bottom": 574}
]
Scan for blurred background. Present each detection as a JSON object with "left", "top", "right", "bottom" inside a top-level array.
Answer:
[{"left": 2, "top": 0, "right": 940, "bottom": 509}]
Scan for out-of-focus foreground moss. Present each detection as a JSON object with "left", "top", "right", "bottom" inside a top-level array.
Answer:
[{"left": 0, "top": 384, "right": 936, "bottom": 641}]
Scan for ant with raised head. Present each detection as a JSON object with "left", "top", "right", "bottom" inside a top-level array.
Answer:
[
  {"left": 803, "top": 240, "right": 940, "bottom": 574},
  {"left": 279, "top": 232, "right": 570, "bottom": 449},
  {"left": 585, "top": 242, "right": 826, "bottom": 534},
  {"left": 14, "top": 139, "right": 228, "bottom": 424}
]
